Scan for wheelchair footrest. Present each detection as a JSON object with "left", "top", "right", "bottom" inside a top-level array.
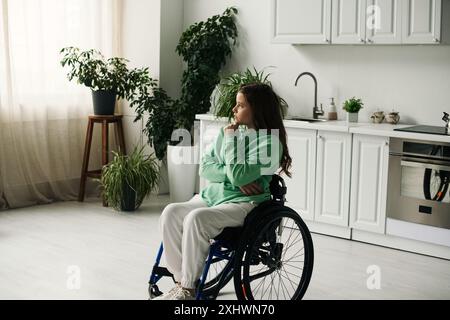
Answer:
[{"left": 152, "top": 265, "right": 173, "bottom": 278}]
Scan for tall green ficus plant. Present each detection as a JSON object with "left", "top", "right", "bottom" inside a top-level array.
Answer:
[
  {"left": 133, "top": 7, "right": 238, "bottom": 161},
  {"left": 175, "top": 7, "right": 238, "bottom": 132}
]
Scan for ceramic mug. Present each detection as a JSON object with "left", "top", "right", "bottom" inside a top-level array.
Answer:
[
  {"left": 370, "top": 111, "right": 385, "bottom": 123},
  {"left": 386, "top": 112, "right": 400, "bottom": 124}
]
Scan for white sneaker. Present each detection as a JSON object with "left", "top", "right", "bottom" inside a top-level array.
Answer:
[
  {"left": 152, "top": 283, "right": 181, "bottom": 300},
  {"left": 171, "top": 287, "right": 196, "bottom": 300}
]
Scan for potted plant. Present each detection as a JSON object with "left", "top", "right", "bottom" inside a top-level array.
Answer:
[
  {"left": 132, "top": 7, "right": 239, "bottom": 202},
  {"left": 60, "top": 47, "right": 154, "bottom": 115},
  {"left": 100, "top": 145, "right": 160, "bottom": 211},
  {"left": 212, "top": 66, "right": 289, "bottom": 121},
  {"left": 342, "top": 97, "right": 364, "bottom": 123}
]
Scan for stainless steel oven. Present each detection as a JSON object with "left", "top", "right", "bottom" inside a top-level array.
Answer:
[{"left": 387, "top": 138, "right": 450, "bottom": 229}]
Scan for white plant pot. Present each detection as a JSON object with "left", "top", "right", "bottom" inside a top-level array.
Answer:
[
  {"left": 346, "top": 112, "right": 359, "bottom": 123},
  {"left": 167, "top": 144, "right": 199, "bottom": 203}
]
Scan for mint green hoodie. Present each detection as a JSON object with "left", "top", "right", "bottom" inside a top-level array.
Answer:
[{"left": 199, "top": 126, "right": 283, "bottom": 207}]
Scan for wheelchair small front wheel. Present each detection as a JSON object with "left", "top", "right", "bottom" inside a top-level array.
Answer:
[
  {"left": 148, "top": 283, "right": 163, "bottom": 300},
  {"left": 233, "top": 208, "right": 314, "bottom": 300}
]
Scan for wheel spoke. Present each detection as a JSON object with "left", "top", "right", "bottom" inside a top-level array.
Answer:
[
  {"left": 277, "top": 270, "right": 290, "bottom": 299},
  {"left": 284, "top": 262, "right": 304, "bottom": 271},
  {"left": 252, "top": 275, "right": 266, "bottom": 298},
  {"left": 250, "top": 264, "right": 268, "bottom": 276},
  {"left": 269, "top": 272, "right": 275, "bottom": 300},
  {"left": 262, "top": 276, "right": 268, "bottom": 298},
  {"left": 283, "top": 247, "right": 305, "bottom": 264},
  {"left": 280, "top": 219, "right": 296, "bottom": 254},
  {"left": 240, "top": 213, "right": 313, "bottom": 301},
  {"left": 276, "top": 268, "right": 282, "bottom": 299},
  {"left": 281, "top": 266, "right": 302, "bottom": 279},
  {"left": 280, "top": 267, "right": 298, "bottom": 293},
  {"left": 281, "top": 231, "right": 302, "bottom": 261}
]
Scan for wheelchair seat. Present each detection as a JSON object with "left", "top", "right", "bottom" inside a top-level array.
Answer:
[{"left": 213, "top": 174, "right": 287, "bottom": 249}]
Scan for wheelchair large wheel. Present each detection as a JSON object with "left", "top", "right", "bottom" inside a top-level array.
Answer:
[
  {"left": 233, "top": 207, "right": 314, "bottom": 300},
  {"left": 201, "top": 246, "right": 234, "bottom": 298}
]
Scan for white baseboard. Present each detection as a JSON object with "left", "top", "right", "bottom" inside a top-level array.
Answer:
[
  {"left": 386, "top": 218, "right": 450, "bottom": 247},
  {"left": 304, "top": 219, "right": 352, "bottom": 239},
  {"left": 303, "top": 218, "right": 450, "bottom": 260},
  {"left": 352, "top": 229, "right": 450, "bottom": 260}
]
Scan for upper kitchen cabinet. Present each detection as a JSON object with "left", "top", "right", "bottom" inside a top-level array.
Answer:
[
  {"left": 332, "top": 0, "right": 401, "bottom": 44},
  {"left": 272, "top": 0, "right": 450, "bottom": 44},
  {"left": 332, "top": 0, "right": 367, "bottom": 44},
  {"left": 365, "top": 0, "right": 402, "bottom": 44},
  {"left": 402, "top": 0, "right": 444, "bottom": 44},
  {"left": 271, "top": 0, "right": 332, "bottom": 44}
]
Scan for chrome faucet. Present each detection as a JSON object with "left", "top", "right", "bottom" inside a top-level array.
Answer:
[{"left": 295, "top": 72, "right": 324, "bottom": 119}]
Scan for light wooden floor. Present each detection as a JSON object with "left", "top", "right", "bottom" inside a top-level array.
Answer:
[{"left": 0, "top": 194, "right": 449, "bottom": 300}]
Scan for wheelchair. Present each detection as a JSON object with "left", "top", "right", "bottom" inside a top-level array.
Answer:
[{"left": 148, "top": 174, "right": 314, "bottom": 300}]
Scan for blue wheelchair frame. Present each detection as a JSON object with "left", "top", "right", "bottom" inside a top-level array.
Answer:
[{"left": 149, "top": 239, "right": 236, "bottom": 300}]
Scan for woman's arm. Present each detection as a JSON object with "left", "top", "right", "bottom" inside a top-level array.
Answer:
[
  {"left": 198, "top": 129, "right": 227, "bottom": 183},
  {"left": 223, "top": 130, "right": 282, "bottom": 187}
]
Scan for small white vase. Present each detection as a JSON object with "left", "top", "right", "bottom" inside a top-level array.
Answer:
[
  {"left": 167, "top": 144, "right": 199, "bottom": 203},
  {"left": 346, "top": 112, "right": 359, "bottom": 123}
]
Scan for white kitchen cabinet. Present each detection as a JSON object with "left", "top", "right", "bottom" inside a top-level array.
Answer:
[
  {"left": 402, "top": 0, "right": 442, "bottom": 44},
  {"left": 274, "top": 0, "right": 449, "bottom": 44},
  {"left": 349, "top": 134, "right": 389, "bottom": 234},
  {"left": 332, "top": 0, "right": 402, "bottom": 44},
  {"left": 332, "top": 0, "right": 367, "bottom": 44},
  {"left": 365, "top": 0, "right": 402, "bottom": 44},
  {"left": 284, "top": 128, "right": 317, "bottom": 221},
  {"left": 314, "top": 130, "right": 352, "bottom": 227},
  {"left": 271, "top": 0, "right": 332, "bottom": 44}
]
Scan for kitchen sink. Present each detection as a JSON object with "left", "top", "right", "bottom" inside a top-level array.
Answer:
[{"left": 288, "top": 116, "right": 328, "bottom": 122}]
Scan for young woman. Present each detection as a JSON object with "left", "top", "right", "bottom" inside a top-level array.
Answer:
[{"left": 154, "top": 83, "right": 292, "bottom": 300}]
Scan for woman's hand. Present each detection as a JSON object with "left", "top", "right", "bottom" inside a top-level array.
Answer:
[
  {"left": 224, "top": 122, "right": 239, "bottom": 135},
  {"left": 239, "top": 181, "right": 264, "bottom": 196}
]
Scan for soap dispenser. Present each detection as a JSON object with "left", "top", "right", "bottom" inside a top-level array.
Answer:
[{"left": 327, "top": 97, "right": 338, "bottom": 120}]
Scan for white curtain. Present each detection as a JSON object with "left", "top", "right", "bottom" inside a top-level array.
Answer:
[{"left": 0, "top": 0, "right": 122, "bottom": 209}]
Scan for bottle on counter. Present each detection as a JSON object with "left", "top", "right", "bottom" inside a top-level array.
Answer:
[{"left": 327, "top": 97, "right": 338, "bottom": 120}]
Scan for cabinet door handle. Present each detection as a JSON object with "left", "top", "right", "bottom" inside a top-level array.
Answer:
[
  {"left": 318, "top": 135, "right": 323, "bottom": 139},
  {"left": 366, "top": 38, "right": 373, "bottom": 43},
  {"left": 324, "top": 38, "right": 329, "bottom": 43},
  {"left": 433, "top": 38, "right": 440, "bottom": 43},
  {"left": 359, "top": 38, "right": 365, "bottom": 43}
]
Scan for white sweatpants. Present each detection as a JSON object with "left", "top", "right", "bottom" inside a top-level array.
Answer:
[{"left": 159, "top": 193, "right": 257, "bottom": 289}]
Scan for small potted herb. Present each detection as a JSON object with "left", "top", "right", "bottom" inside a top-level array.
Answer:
[
  {"left": 342, "top": 97, "right": 364, "bottom": 123},
  {"left": 100, "top": 145, "right": 160, "bottom": 211}
]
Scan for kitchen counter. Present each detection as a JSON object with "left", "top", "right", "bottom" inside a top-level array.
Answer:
[{"left": 195, "top": 114, "right": 450, "bottom": 143}]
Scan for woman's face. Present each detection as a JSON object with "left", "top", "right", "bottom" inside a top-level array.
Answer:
[{"left": 232, "top": 92, "right": 255, "bottom": 128}]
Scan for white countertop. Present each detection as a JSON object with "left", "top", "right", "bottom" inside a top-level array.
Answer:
[{"left": 195, "top": 113, "right": 450, "bottom": 143}]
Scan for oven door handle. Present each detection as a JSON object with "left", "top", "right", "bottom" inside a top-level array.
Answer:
[{"left": 400, "top": 160, "right": 450, "bottom": 172}]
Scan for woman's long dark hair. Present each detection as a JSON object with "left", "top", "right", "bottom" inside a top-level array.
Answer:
[{"left": 238, "top": 83, "right": 292, "bottom": 178}]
